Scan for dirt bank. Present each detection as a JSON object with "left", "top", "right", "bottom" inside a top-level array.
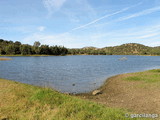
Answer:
[{"left": 77, "top": 70, "right": 160, "bottom": 114}]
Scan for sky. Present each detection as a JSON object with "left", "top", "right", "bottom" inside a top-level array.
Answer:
[{"left": 0, "top": 0, "right": 160, "bottom": 48}]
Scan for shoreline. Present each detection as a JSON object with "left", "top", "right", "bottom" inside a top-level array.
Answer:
[
  {"left": 0, "top": 54, "right": 160, "bottom": 57},
  {"left": 1, "top": 69, "right": 159, "bottom": 119},
  {"left": 76, "top": 69, "right": 160, "bottom": 114}
]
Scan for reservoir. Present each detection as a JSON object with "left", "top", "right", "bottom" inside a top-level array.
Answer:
[{"left": 0, "top": 55, "right": 160, "bottom": 93}]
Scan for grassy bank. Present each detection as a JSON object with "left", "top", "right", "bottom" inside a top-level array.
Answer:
[
  {"left": 1, "top": 69, "right": 159, "bottom": 120},
  {"left": 79, "top": 69, "right": 160, "bottom": 116},
  {"left": 0, "top": 79, "right": 143, "bottom": 120}
]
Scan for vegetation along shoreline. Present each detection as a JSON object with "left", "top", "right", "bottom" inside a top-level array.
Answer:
[{"left": 1, "top": 39, "right": 160, "bottom": 56}]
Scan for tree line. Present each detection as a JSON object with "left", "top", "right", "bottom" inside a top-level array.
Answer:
[
  {"left": 0, "top": 39, "right": 68, "bottom": 55},
  {"left": 1, "top": 39, "right": 160, "bottom": 56}
]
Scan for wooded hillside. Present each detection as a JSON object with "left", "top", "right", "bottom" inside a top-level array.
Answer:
[
  {"left": 68, "top": 43, "right": 160, "bottom": 55},
  {"left": 1, "top": 39, "right": 160, "bottom": 56}
]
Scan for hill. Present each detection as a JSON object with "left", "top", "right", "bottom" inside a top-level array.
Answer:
[
  {"left": 68, "top": 43, "right": 160, "bottom": 55},
  {"left": 102, "top": 43, "right": 152, "bottom": 55}
]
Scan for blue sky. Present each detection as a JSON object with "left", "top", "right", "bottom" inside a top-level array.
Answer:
[{"left": 0, "top": 0, "right": 160, "bottom": 48}]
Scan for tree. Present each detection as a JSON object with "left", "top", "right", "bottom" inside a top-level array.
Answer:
[
  {"left": 14, "top": 41, "right": 21, "bottom": 54},
  {"left": 0, "top": 48, "right": 6, "bottom": 55},
  {"left": 5, "top": 44, "right": 16, "bottom": 55},
  {"left": 15, "top": 41, "right": 21, "bottom": 45},
  {"left": 20, "top": 44, "right": 32, "bottom": 55},
  {"left": 33, "top": 41, "right": 41, "bottom": 47},
  {"left": 39, "top": 45, "right": 51, "bottom": 55},
  {"left": 33, "top": 41, "right": 41, "bottom": 54}
]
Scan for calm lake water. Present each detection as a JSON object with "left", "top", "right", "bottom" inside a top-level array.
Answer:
[{"left": 0, "top": 55, "right": 160, "bottom": 93}]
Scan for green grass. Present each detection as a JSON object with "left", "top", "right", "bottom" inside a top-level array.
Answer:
[
  {"left": 125, "top": 76, "right": 140, "bottom": 81},
  {"left": 149, "top": 69, "right": 160, "bottom": 73},
  {"left": 124, "top": 69, "right": 160, "bottom": 83},
  {"left": 0, "top": 79, "right": 148, "bottom": 120}
]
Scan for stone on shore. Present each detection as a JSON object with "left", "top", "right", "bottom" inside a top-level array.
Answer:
[{"left": 92, "top": 90, "right": 102, "bottom": 96}]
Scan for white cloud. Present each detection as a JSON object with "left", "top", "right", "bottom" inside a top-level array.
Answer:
[
  {"left": 22, "top": 23, "right": 160, "bottom": 48},
  {"left": 70, "top": 2, "right": 142, "bottom": 31},
  {"left": 42, "top": 0, "right": 67, "bottom": 16},
  {"left": 77, "top": 0, "right": 97, "bottom": 18},
  {"left": 83, "top": 24, "right": 160, "bottom": 47},
  {"left": 117, "top": 6, "right": 160, "bottom": 22},
  {"left": 60, "top": 0, "right": 96, "bottom": 24},
  {"left": 147, "top": 41, "right": 160, "bottom": 47},
  {"left": 37, "top": 26, "right": 46, "bottom": 31},
  {"left": 137, "top": 33, "right": 160, "bottom": 39},
  {"left": 23, "top": 33, "right": 78, "bottom": 47},
  {"left": 103, "top": 24, "right": 160, "bottom": 39},
  {"left": 81, "top": 4, "right": 160, "bottom": 31},
  {"left": 22, "top": 31, "right": 106, "bottom": 48}
]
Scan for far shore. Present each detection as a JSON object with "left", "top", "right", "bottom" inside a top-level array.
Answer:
[
  {"left": 0, "top": 55, "right": 55, "bottom": 57},
  {"left": 0, "top": 54, "right": 159, "bottom": 57}
]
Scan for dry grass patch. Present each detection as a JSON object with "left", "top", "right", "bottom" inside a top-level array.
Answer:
[{"left": 0, "top": 57, "right": 12, "bottom": 61}]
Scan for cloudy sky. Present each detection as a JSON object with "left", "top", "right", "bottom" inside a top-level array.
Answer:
[{"left": 0, "top": 0, "right": 160, "bottom": 48}]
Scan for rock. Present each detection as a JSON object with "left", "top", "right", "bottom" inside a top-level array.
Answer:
[
  {"left": 118, "top": 57, "right": 128, "bottom": 61},
  {"left": 92, "top": 90, "right": 102, "bottom": 96},
  {"left": 64, "top": 92, "right": 70, "bottom": 95}
]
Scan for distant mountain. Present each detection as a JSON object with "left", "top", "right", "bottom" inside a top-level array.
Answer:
[
  {"left": 69, "top": 43, "right": 160, "bottom": 55},
  {"left": 82, "top": 46, "right": 98, "bottom": 49},
  {"left": 102, "top": 43, "right": 152, "bottom": 55}
]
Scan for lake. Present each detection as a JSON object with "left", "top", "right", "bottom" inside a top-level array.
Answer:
[{"left": 0, "top": 55, "right": 160, "bottom": 93}]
